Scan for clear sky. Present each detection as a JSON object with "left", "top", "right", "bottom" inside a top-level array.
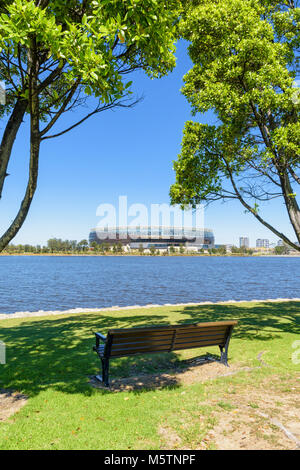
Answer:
[{"left": 0, "top": 41, "right": 296, "bottom": 248}]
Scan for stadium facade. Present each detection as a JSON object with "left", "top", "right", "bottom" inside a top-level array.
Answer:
[{"left": 89, "top": 226, "right": 215, "bottom": 250}]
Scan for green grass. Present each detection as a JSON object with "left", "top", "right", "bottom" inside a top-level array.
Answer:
[
  {"left": 0, "top": 301, "right": 299, "bottom": 449},
  {"left": 217, "top": 401, "right": 235, "bottom": 411}
]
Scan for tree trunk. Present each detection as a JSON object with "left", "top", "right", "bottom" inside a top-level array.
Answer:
[
  {"left": 279, "top": 171, "right": 300, "bottom": 244},
  {"left": 0, "top": 139, "right": 40, "bottom": 251},
  {"left": 0, "top": 39, "right": 40, "bottom": 252}
]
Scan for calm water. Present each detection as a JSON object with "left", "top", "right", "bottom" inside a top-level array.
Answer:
[{"left": 0, "top": 255, "right": 299, "bottom": 314}]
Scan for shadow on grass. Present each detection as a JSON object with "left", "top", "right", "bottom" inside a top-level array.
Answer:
[
  {"left": 89, "top": 353, "right": 223, "bottom": 395},
  {"left": 0, "top": 301, "right": 299, "bottom": 397},
  {"left": 0, "top": 312, "right": 174, "bottom": 397},
  {"left": 175, "top": 301, "right": 300, "bottom": 341}
]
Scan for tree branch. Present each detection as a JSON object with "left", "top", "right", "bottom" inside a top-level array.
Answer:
[
  {"left": 288, "top": 166, "right": 300, "bottom": 185},
  {"left": 41, "top": 96, "right": 140, "bottom": 141},
  {"left": 0, "top": 39, "right": 40, "bottom": 250},
  {"left": 39, "top": 78, "right": 81, "bottom": 137},
  {"left": 224, "top": 158, "right": 300, "bottom": 251}
]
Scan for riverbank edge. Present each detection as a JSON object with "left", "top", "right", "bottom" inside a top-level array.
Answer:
[
  {"left": 1, "top": 297, "right": 300, "bottom": 321},
  {"left": 0, "top": 253, "right": 299, "bottom": 258}
]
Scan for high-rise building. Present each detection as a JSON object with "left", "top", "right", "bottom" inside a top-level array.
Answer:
[
  {"left": 256, "top": 239, "right": 270, "bottom": 248},
  {"left": 239, "top": 237, "right": 249, "bottom": 248}
]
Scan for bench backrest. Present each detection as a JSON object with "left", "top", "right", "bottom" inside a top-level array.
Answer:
[{"left": 104, "top": 321, "right": 237, "bottom": 358}]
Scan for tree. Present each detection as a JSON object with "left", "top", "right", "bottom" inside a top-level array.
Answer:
[
  {"left": 216, "top": 246, "right": 226, "bottom": 255},
  {"left": 170, "top": 0, "right": 300, "bottom": 251},
  {"left": 47, "top": 237, "right": 60, "bottom": 253},
  {"left": 275, "top": 244, "right": 290, "bottom": 255},
  {"left": 102, "top": 242, "right": 110, "bottom": 253},
  {"left": 179, "top": 243, "right": 185, "bottom": 254},
  {"left": 0, "top": 0, "right": 179, "bottom": 251},
  {"left": 78, "top": 239, "right": 88, "bottom": 251},
  {"left": 149, "top": 245, "right": 156, "bottom": 256},
  {"left": 231, "top": 246, "right": 253, "bottom": 255}
]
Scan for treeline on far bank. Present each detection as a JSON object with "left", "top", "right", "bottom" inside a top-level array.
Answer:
[
  {"left": 2, "top": 238, "right": 90, "bottom": 254},
  {"left": 1, "top": 239, "right": 227, "bottom": 255},
  {"left": 0, "top": 237, "right": 291, "bottom": 256}
]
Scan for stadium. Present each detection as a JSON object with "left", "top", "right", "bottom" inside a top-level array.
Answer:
[{"left": 89, "top": 226, "right": 215, "bottom": 250}]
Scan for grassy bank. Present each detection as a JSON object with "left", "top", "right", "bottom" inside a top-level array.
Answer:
[{"left": 0, "top": 301, "right": 299, "bottom": 450}]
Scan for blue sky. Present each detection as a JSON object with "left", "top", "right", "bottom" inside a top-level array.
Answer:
[{"left": 0, "top": 41, "right": 296, "bottom": 247}]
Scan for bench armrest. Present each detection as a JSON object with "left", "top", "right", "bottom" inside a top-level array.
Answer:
[
  {"left": 95, "top": 332, "right": 106, "bottom": 342},
  {"left": 94, "top": 332, "right": 107, "bottom": 349}
]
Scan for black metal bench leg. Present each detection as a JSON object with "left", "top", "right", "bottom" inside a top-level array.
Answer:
[
  {"left": 95, "top": 358, "right": 110, "bottom": 387},
  {"left": 220, "top": 325, "right": 234, "bottom": 367},
  {"left": 101, "top": 358, "right": 110, "bottom": 387},
  {"left": 219, "top": 346, "right": 229, "bottom": 367}
]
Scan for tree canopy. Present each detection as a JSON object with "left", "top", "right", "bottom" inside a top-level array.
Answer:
[
  {"left": 170, "top": 0, "right": 300, "bottom": 250},
  {"left": 0, "top": 0, "right": 180, "bottom": 250}
]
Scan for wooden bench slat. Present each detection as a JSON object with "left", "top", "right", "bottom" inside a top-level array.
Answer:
[
  {"left": 174, "top": 329, "right": 228, "bottom": 339},
  {"left": 110, "top": 340, "right": 227, "bottom": 357},
  {"left": 111, "top": 340, "right": 173, "bottom": 350},
  {"left": 111, "top": 332, "right": 227, "bottom": 349},
  {"left": 111, "top": 332, "right": 174, "bottom": 343},
  {"left": 110, "top": 326, "right": 228, "bottom": 342},
  {"left": 174, "top": 336, "right": 227, "bottom": 348},
  {"left": 170, "top": 325, "right": 229, "bottom": 332},
  {"left": 108, "top": 321, "right": 237, "bottom": 335},
  {"left": 112, "top": 341, "right": 173, "bottom": 350},
  {"left": 110, "top": 346, "right": 173, "bottom": 357},
  {"left": 173, "top": 340, "right": 225, "bottom": 351},
  {"left": 110, "top": 335, "right": 228, "bottom": 353}
]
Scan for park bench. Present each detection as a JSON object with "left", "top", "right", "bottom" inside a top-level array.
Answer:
[{"left": 93, "top": 320, "right": 237, "bottom": 386}]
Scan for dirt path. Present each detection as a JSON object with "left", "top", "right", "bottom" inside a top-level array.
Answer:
[
  {"left": 207, "top": 375, "right": 300, "bottom": 450},
  {"left": 90, "top": 359, "right": 300, "bottom": 450},
  {"left": 0, "top": 390, "right": 27, "bottom": 421}
]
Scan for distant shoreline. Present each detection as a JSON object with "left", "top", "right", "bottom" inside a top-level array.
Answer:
[{"left": 0, "top": 252, "right": 299, "bottom": 258}]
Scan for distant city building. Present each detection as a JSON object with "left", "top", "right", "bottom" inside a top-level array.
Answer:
[
  {"left": 89, "top": 226, "right": 215, "bottom": 250},
  {"left": 256, "top": 239, "right": 270, "bottom": 249},
  {"left": 239, "top": 237, "right": 249, "bottom": 248},
  {"left": 277, "top": 240, "right": 284, "bottom": 246}
]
